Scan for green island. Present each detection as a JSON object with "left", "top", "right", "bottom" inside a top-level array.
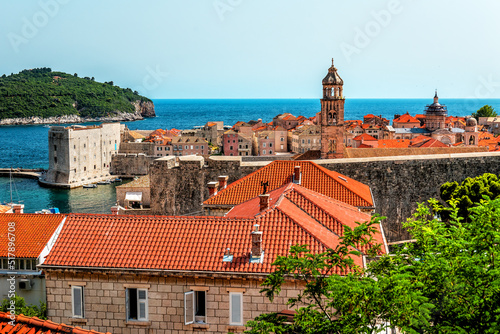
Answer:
[{"left": 0, "top": 67, "right": 153, "bottom": 120}]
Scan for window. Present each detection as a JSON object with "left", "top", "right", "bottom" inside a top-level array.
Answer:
[
  {"left": 185, "top": 145, "right": 188, "bottom": 150},
  {"left": 54, "top": 157, "right": 57, "bottom": 164},
  {"left": 126, "top": 288, "right": 148, "bottom": 321},
  {"left": 262, "top": 150, "right": 266, "bottom": 155},
  {"left": 269, "top": 143, "right": 272, "bottom": 147},
  {"left": 201, "top": 145, "right": 204, "bottom": 150},
  {"left": 184, "top": 291, "right": 207, "bottom": 325},
  {"left": 263, "top": 143, "right": 266, "bottom": 148},
  {"left": 84, "top": 144, "right": 86, "bottom": 148},
  {"left": 54, "top": 145, "right": 57, "bottom": 151},
  {"left": 281, "top": 145, "right": 284, "bottom": 150},
  {"left": 269, "top": 150, "right": 273, "bottom": 154},
  {"left": 229, "top": 292, "right": 243, "bottom": 326},
  {"left": 72, "top": 286, "right": 84, "bottom": 318},
  {"left": 280, "top": 137, "right": 284, "bottom": 142}
]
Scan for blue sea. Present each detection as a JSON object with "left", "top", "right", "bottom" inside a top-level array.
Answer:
[{"left": 1, "top": 98, "right": 499, "bottom": 213}]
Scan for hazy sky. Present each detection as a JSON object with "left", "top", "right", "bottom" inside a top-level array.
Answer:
[{"left": 1, "top": 0, "right": 499, "bottom": 99}]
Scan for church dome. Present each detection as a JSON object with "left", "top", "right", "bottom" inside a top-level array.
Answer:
[
  {"left": 322, "top": 59, "right": 343, "bottom": 85},
  {"left": 466, "top": 117, "right": 477, "bottom": 127}
]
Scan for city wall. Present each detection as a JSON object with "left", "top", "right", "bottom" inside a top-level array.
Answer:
[
  {"left": 149, "top": 152, "right": 500, "bottom": 242},
  {"left": 110, "top": 154, "right": 157, "bottom": 177}
]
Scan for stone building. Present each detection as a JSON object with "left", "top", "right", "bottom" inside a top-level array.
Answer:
[
  {"left": 41, "top": 187, "right": 387, "bottom": 334},
  {"left": 424, "top": 91, "right": 448, "bottom": 131},
  {"left": 43, "top": 123, "right": 121, "bottom": 188},
  {"left": 171, "top": 136, "right": 209, "bottom": 156},
  {"left": 464, "top": 117, "right": 479, "bottom": 146},
  {"left": 318, "top": 59, "right": 345, "bottom": 159},
  {"left": 291, "top": 125, "right": 321, "bottom": 153},
  {"left": 222, "top": 130, "right": 239, "bottom": 156},
  {"left": 252, "top": 131, "right": 275, "bottom": 156},
  {"left": 115, "top": 175, "right": 151, "bottom": 211},
  {"left": 0, "top": 214, "right": 65, "bottom": 306}
]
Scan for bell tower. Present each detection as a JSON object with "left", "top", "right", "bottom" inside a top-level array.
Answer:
[{"left": 320, "top": 59, "right": 345, "bottom": 159}]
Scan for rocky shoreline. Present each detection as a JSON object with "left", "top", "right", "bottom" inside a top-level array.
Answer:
[{"left": 0, "top": 100, "right": 155, "bottom": 126}]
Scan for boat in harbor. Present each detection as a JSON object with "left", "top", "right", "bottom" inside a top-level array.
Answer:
[
  {"left": 97, "top": 180, "right": 111, "bottom": 185},
  {"left": 83, "top": 184, "right": 97, "bottom": 188}
]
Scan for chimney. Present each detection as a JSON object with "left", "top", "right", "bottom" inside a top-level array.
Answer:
[
  {"left": 251, "top": 224, "right": 263, "bottom": 258},
  {"left": 293, "top": 166, "right": 301, "bottom": 184},
  {"left": 12, "top": 204, "right": 24, "bottom": 214},
  {"left": 218, "top": 175, "right": 229, "bottom": 190},
  {"left": 259, "top": 194, "right": 270, "bottom": 212},
  {"left": 208, "top": 181, "right": 219, "bottom": 197}
]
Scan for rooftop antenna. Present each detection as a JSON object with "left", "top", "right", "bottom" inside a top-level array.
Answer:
[{"left": 260, "top": 180, "right": 269, "bottom": 194}]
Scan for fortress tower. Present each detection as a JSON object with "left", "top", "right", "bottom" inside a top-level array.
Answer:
[{"left": 320, "top": 59, "right": 345, "bottom": 159}]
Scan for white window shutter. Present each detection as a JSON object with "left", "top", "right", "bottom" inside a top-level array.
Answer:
[
  {"left": 72, "top": 286, "right": 83, "bottom": 318},
  {"left": 230, "top": 292, "right": 243, "bottom": 325},
  {"left": 138, "top": 289, "right": 148, "bottom": 320},
  {"left": 184, "top": 291, "right": 195, "bottom": 325}
]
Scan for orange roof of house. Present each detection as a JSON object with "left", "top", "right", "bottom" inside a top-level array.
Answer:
[
  {"left": 282, "top": 115, "right": 297, "bottom": 121},
  {"left": 0, "top": 205, "right": 11, "bottom": 214},
  {"left": 253, "top": 126, "right": 267, "bottom": 132},
  {"left": 353, "top": 133, "right": 377, "bottom": 141},
  {"left": 411, "top": 138, "right": 448, "bottom": 148},
  {"left": 0, "top": 214, "right": 65, "bottom": 258},
  {"left": 410, "top": 135, "right": 431, "bottom": 143},
  {"left": 0, "top": 312, "right": 110, "bottom": 334},
  {"left": 377, "top": 139, "right": 411, "bottom": 148},
  {"left": 42, "top": 210, "right": 375, "bottom": 275},
  {"left": 203, "top": 161, "right": 374, "bottom": 208},
  {"left": 393, "top": 113, "right": 420, "bottom": 124},
  {"left": 357, "top": 144, "right": 374, "bottom": 148}
]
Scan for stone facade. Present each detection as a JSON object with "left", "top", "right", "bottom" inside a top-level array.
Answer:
[
  {"left": 110, "top": 154, "right": 157, "bottom": 177},
  {"left": 45, "top": 270, "right": 299, "bottom": 334},
  {"left": 43, "top": 123, "right": 121, "bottom": 188}
]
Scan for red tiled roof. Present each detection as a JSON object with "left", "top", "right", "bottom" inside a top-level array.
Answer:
[
  {"left": 411, "top": 138, "right": 448, "bottom": 148},
  {"left": 227, "top": 183, "right": 385, "bottom": 257},
  {"left": 42, "top": 212, "right": 369, "bottom": 275},
  {"left": 353, "top": 133, "right": 377, "bottom": 141},
  {"left": 0, "top": 214, "right": 65, "bottom": 258},
  {"left": 0, "top": 205, "right": 11, "bottom": 214},
  {"left": 357, "top": 144, "right": 374, "bottom": 148},
  {"left": 0, "top": 312, "right": 110, "bottom": 334},
  {"left": 393, "top": 113, "right": 420, "bottom": 124},
  {"left": 203, "top": 161, "right": 374, "bottom": 208},
  {"left": 377, "top": 139, "right": 411, "bottom": 148}
]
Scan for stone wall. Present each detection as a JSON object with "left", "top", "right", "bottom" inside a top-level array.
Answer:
[
  {"left": 119, "top": 142, "right": 155, "bottom": 156},
  {"left": 149, "top": 153, "right": 500, "bottom": 242},
  {"left": 110, "top": 154, "right": 157, "bottom": 177},
  {"left": 45, "top": 270, "right": 299, "bottom": 334}
]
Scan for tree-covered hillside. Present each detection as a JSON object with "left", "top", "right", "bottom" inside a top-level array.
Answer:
[{"left": 0, "top": 67, "right": 152, "bottom": 119}]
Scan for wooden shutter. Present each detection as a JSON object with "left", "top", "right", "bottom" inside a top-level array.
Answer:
[
  {"left": 184, "top": 291, "right": 195, "bottom": 325},
  {"left": 138, "top": 289, "right": 148, "bottom": 321},
  {"left": 229, "top": 292, "right": 243, "bottom": 325},
  {"left": 72, "top": 286, "right": 84, "bottom": 318}
]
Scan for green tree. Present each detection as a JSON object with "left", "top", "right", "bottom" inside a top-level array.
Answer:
[
  {"left": 472, "top": 105, "right": 497, "bottom": 119},
  {"left": 439, "top": 173, "right": 500, "bottom": 220},
  {"left": 246, "top": 216, "right": 432, "bottom": 334},
  {"left": 0, "top": 295, "right": 47, "bottom": 319},
  {"left": 384, "top": 198, "right": 500, "bottom": 333}
]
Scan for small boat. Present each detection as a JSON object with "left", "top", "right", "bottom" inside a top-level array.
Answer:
[
  {"left": 83, "top": 184, "right": 97, "bottom": 188},
  {"left": 97, "top": 180, "right": 111, "bottom": 185},
  {"left": 113, "top": 178, "right": 122, "bottom": 182}
]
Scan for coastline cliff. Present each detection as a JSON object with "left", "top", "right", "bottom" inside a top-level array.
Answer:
[{"left": 0, "top": 68, "right": 156, "bottom": 125}]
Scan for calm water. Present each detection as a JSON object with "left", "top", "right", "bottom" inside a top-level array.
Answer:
[{"left": 1, "top": 98, "right": 499, "bottom": 213}]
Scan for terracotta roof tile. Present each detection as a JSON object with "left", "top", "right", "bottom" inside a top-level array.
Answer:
[
  {"left": 353, "top": 133, "right": 377, "bottom": 141},
  {"left": 377, "top": 139, "right": 411, "bottom": 148},
  {"left": 393, "top": 113, "right": 420, "bottom": 124},
  {"left": 42, "top": 211, "right": 375, "bottom": 274},
  {"left": 203, "top": 161, "right": 374, "bottom": 208},
  {"left": 0, "top": 214, "right": 65, "bottom": 258},
  {"left": 0, "top": 312, "right": 110, "bottom": 334}
]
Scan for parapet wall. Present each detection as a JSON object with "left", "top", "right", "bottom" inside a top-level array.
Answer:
[{"left": 149, "top": 153, "right": 500, "bottom": 242}]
